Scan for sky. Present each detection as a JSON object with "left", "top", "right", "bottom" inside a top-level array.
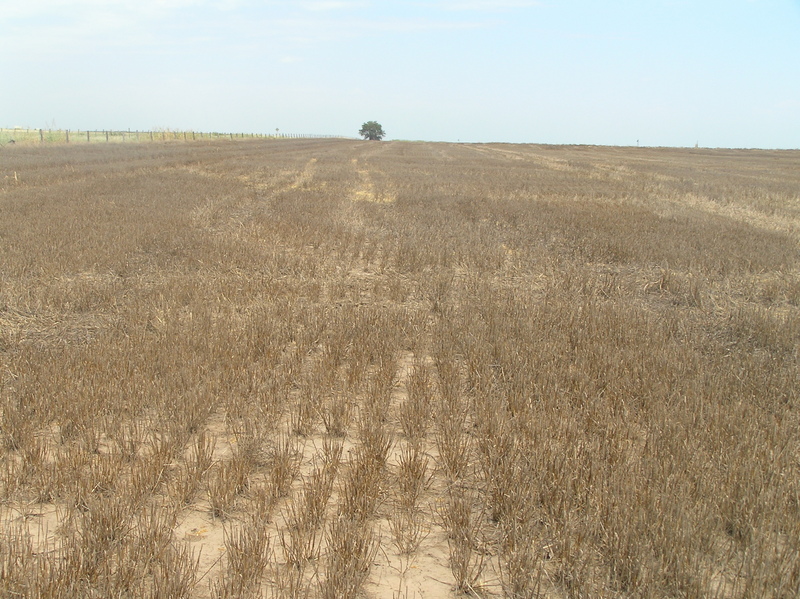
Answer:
[{"left": 1, "top": 0, "right": 799, "bottom": 148}]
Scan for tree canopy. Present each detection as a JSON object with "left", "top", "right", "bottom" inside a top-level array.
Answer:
[{"left": 359, "top": 121, "right": 385, "bottom": 141}]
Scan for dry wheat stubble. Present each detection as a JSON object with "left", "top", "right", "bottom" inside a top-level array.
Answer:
[{"left": 0, "top": 140, "right": 798, "bottom": 598}]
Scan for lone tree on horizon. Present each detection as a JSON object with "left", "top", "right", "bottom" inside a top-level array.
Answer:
[{"left": 359, "top": 121, "right": 385, "bottom": 141}]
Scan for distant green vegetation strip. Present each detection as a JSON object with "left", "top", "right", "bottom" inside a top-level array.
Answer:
[{"left": 0, "top": 128, "right": 340, "bottom": 145}]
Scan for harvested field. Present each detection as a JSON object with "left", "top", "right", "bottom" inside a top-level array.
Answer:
[{"left": 1, "top": 139, "right": 799, "bottom": 598}]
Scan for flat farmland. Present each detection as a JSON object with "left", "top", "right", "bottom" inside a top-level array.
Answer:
[{"left": 1, "top": 139, "right": 798, "bottom": 598}]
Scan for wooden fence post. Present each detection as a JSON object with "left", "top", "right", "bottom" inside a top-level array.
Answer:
[
  {"left": 105, "top": 131, "right": 109, "bottom": 142},
  {"left": 66, "top": 130, "right": 70, "bottom": 143}
]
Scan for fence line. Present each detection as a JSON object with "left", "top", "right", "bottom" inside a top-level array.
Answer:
[{"left": 0, "top": 128, "right": 346, "bottom": 146}]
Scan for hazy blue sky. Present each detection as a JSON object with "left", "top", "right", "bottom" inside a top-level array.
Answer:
[{"left": 2, "top": 1, "right": 798, "bottom": 147}]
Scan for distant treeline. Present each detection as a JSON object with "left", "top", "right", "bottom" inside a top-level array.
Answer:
[{"left": 0, "top": 128, "right": 346, "bottom": 145}]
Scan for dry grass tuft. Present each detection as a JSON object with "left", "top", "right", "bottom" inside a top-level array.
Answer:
[
  {"left": 320, "top": 515, "right": 379, "bottom": 599},
  {"left": 213, "top": 515, "right": 271, "bottom": 599}
]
